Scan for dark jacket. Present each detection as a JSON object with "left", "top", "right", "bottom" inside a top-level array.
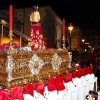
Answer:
[{"left": 95, "top": 67, "right": 100, "bottom": 81}]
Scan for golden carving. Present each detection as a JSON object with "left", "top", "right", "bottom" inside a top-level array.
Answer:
[
  {"left": 55, "top": 58, "right": 59, "bottom": 64},
  {"left": 0, "top": 49, "right": 71, "bottom": 90},
  {"left": 34, "top": 61, "right": 39, "bottom": 68},
  {"left": 62, "top": 36, "right": 66, "bottom": 49}
]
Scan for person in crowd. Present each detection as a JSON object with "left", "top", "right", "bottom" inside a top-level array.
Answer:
[
  {"left": 95, "top": 65, "right": 100, "bottom": 89},
  {"left": 85, "top": 95, "right": 88, "bottom": 100},
  {"left": 87, "top": 90, "right": 98, "bottom": 100},
  {"left": 97, "top": 90, "right": 100, "bottom": 100},
  {"left": 79, "top": 58, "right": 85, "bottom": 68}
]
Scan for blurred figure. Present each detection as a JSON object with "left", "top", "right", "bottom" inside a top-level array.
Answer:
[
  {"left": 87, "top": 90, "right": 98, "bottom": 100},
  {"left": 97, "top": 90, "right": 100, "bottom": 100},
  {"left": 85, "top": 95, "right": 88, "bottom": 100},
  {"left": 95, "top": 65, "right": 100, "bottom": 89}
]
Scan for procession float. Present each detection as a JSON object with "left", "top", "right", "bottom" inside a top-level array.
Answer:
[
  {"left": 0, "top": 4, "right": 71, "bottom": 88},
  {"left": 0, "top": 5, "right": 96, "bottom": 100}
]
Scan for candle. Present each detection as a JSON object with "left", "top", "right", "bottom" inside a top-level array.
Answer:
[
  {"left": 62, "top": 19, "right": 65, "bottom": 36},
  {"left": 9, "top": 5, "right": 13, "bottom": 31}
]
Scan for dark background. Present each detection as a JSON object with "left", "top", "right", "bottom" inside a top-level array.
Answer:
[{"left": 0, "top": 0, "right": 100, "bottom": 30}]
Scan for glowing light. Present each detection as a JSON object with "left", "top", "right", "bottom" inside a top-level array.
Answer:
[
  {"left": 82, "top": 39, "right": 85, "bottom": 43},
  {"left": 1, "top": 37, "right": 20, "bottom": 46},
  {"left": 85, "top": 43, "right": 90, "bottom": 44},
  {"left": 68, "top": 23, "right": 73, "bottom": 31}
]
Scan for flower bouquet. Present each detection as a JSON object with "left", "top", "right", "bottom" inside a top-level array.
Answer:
[{"left": 0, "top": 43, "right": 20, "bottom": 52}]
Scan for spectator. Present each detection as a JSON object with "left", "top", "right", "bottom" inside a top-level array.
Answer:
[
  {"left": 87, "top": 90, "right": 98, "bottom": 100},
  {"left": 95, "top": 65, "right": 100, "bottom": 89},
  {"left": 97, "top": 90, "right": 100, "bottom": 100}
]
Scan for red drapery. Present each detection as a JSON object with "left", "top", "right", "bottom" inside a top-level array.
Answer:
[{"left": 29, "top": 24, "right": 46, "bottom": 50}]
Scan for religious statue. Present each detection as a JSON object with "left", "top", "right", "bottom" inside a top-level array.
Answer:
[
  {"left": 28, "top": 5, "right": 46, "bottom": 50},
  {"left": 29, "top": 5, "right": 40, "bottom": 24}
]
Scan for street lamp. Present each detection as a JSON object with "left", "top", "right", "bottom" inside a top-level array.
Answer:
[
  {"left": 68, "top": 23, "right": 73, "bottom": 51},
  {"left": 82, "top": 39, "right": 85, "bottom": 52},
  {"left": 1, "top": 20, "right": 7, "bottom": 45},
  {"left": 82, "top": 39, "right": 85, "bottom": 44}
]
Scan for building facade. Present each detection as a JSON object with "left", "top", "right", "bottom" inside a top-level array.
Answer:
[
  {"left": 82, "top": 28, "right": 100, "bottom": 52},
  {"left": 0, "top": 6, "right": 62, "bottom": 48},
  {"left": 66, "top": 26, "right": 82, "bottom": 52}
]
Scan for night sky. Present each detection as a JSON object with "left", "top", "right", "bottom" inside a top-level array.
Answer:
[{"left": 0, "top": 0, "right": 100, "bottom": 30}]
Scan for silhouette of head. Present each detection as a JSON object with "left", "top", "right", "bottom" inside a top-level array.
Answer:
[{"left": 32, "top": 5, "right": 39, "bottom": 12}]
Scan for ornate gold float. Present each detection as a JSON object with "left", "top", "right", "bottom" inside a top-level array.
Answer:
[
  {"left": 0, "top": 5, "right": 72, "bottom": 91},
  {"left": 0, "top": 48, "right": 72, "bottom": 90}
]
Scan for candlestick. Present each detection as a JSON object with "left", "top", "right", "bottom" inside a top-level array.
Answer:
[
  {"left": 7, "top": 5, "right": 15, "bottom": 54},
  {"left": 9, "top": 5, "right": 13, "bottom": 31},
  {"left": 62, "top": 19, "right": 65, "bottom": 36},
  {"left": 62, "top": 36, "right": 66, "bottom": 49}
]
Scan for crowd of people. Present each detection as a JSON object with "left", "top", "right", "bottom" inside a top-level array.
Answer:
[
  {"left": 71, "top": 52, "right": 100, "bottom": 100},
  {"left": 0, "top": 4, "right": 100, "bottom": 100}
]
